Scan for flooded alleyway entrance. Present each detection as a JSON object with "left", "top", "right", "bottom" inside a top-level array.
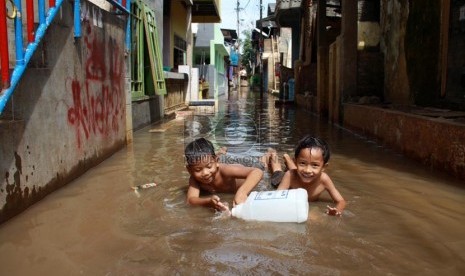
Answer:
[{"left": 1, "top": 88, "right": 464, "bottom": 275}]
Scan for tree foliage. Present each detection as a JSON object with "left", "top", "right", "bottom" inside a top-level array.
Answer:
[{"left": 240, "top": 30, "right": 255, "bottom": 75}]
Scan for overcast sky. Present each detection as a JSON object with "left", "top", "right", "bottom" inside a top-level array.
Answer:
[{"left": 220, "top": 0, "right": 275, "bottom": 37}]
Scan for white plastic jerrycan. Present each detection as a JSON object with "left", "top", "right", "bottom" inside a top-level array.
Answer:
[{"left": 231, "top": 188, "right": 309, "bottom": 223}]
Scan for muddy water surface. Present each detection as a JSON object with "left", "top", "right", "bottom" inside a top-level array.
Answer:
[{"left": 0, "top": 89, "right": 464, "bottom": 275}]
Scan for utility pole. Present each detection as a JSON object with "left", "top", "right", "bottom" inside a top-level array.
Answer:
[
  {"left": 259, "top": 0, "right": 263, "bottom": 95},
  {"left": 236, "top": 0, "right": 241, "bottom": 93},
  {"left": 237, "top": 0, "right": 240, "bottom": 41}
]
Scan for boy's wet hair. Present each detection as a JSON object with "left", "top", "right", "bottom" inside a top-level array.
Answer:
[
  {"left": 184, "top": 138, "right": 216, "bottom": 165},
  {"left": 294, "top": 135, "right": 331, "bottom": 164}
]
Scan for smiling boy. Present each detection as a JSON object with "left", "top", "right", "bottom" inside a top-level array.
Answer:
[{"left": 276, "top": 135, "right": 346, "bottom": 216}]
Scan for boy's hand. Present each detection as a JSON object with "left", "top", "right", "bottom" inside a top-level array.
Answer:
[
  {"left": 233, "top": 193, "right": 248, "bottom": 207},
  {"left": 326, "top": 205, "right": 342, "bottom": 216},
  {"left": 211, "top": 195, "right": 229, "bottom": 212}
]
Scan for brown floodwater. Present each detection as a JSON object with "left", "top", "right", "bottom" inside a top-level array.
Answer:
[{"left": 0, "top": 88, "right": 464, "bottom": 275}]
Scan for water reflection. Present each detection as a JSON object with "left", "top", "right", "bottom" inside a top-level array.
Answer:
[{"left": 0, "top": 87, "right": 464, "bottom": 275}]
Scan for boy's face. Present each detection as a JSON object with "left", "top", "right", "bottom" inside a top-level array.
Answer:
[
  {"left": 294, "top": 148, "right": 327, "bottom": 184},
  {"left": 187, "top": 155, "right": 219, "bottom": 185}
]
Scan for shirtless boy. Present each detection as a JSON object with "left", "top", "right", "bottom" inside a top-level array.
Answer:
[
  {"left": 185, "top": 138, "right": 263, "bottom": 211},
  {"left": 274, "top": 135, "right": 346, "bottom": 216}
]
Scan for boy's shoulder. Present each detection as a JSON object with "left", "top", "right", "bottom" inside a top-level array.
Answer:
[
  {"left": 319, "top": 172, "right": 335, "bottom": 187},
  {"left": 320, "top": 171, "right": 332, "bottom": 181}
]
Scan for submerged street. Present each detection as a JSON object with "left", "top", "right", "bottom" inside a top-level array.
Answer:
[{"left": 0, "top": 88, "right": 464, "bottom": 275}]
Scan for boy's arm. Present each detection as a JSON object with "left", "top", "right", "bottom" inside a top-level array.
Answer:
[
  {"left": 276, "top": 171, "right": 292, "bottom": 190},
  {"left": 234, "top": 167, "right": 263, "bottom": 205},
  {"left": 221, "top": 164, "right": 263, "bottom": 205},
  {"left": 283, "top": 154, "right": 297, "bottom": 170},
  {"left": 276, "top": 154, "right": 295, "bottom": 189},
  {"left": 322, "top": 173, "right": 346, "bottom": 215},
  {"left": 186, "top": 178, "right": 227, "bottom": 210},
  {"left": 186, "top": 180, "right": 204, "bottom": 206}
]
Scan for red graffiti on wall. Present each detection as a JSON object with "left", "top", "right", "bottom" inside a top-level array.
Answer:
[
  {"left": 67, "top": 24, "right": 125, "bottom": 148},
  {"left": 85, "top": 25, "right": 106, "bottom": 81}
]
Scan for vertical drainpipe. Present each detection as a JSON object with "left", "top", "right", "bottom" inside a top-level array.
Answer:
[
  {"left": 126, "top": 0, "right": 131, "bottom": 50},
  {"left": 14, "top": 0, "right": 24, "bottom": 65},
  {"left": 0, "top": 0, "right": 9, "bottom": 87},
  {"left": 74, "top": 0, "right": 81, "bottom": 38},
  {"left": 38, "top": 0, "right": 45, "bottom": 23},
  {"left": 124, "top": 0, "right": 133, "bottom": 143}
]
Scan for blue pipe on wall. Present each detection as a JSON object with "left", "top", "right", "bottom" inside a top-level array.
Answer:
[
  {"left": 125, "top": 0, "right": 131, "bottom": 50},
  {"left": 0, "top": 0, "right": 65, "bottom": 115},
  {"left": 14, "top": 0, "right": 24, "bottom": 65},
  {"left": 1, "top": 0, "right": 130, "bottom": 115},
  {"left": 38, "top": 0, "right": 45, "bottom": 24},
  {"left": 74, "top": 0, "right": 81, "bottom": 37}
]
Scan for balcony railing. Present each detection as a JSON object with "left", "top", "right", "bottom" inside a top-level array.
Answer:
[{"left": 0, "top": 0, "right": 130, "bottom": 115}]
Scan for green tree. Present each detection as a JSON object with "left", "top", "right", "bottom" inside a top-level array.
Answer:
[{"left": 241, "top": 30, "right": 254, "bottom": 75}]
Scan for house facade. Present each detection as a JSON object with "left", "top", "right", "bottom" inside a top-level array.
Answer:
[
  {"left": 0, "top": 0, "right": 222, "bottom": 223},
  {"left": 193, "top": 23, "right": 229, "bottom": 99},
  {"left": 271, "top": 0, "right": 465, "bottom": 180}
]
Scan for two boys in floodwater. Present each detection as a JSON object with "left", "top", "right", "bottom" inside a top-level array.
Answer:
[{"left": 184, "top": 135, "right": 346, "bottom": 216}]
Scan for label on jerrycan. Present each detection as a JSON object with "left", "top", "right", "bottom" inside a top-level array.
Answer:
[{"left": 254, "top": 190, "right": 289, "bottom": 200}]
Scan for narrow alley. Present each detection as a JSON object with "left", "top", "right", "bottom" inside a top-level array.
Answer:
[
  {"left": 1, "top": 0, "right": 465, "bottom": 274},
  {"left": 0, "top": 89, "right": 463, "bottom": 275}
]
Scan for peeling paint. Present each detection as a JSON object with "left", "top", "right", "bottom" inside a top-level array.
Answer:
[{"left": 0, "top": 141, "right": 125, "bottom": 224}]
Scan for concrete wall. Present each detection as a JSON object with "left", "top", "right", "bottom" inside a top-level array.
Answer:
[
  {"left": 279, "top": 28, "right": 292, "bottom": 68},
  {"left": 343, "top": 104, "right": 465, "bottom": 181},
  {"left": 196, "top": 24, "right": 215, "bottom": 47},
  {"left": 217, "top": 71, "right": 227, "bottom": 96},
  {"left": 0, "top": 2, "right": 128, "bottom": 223},
  {"left": 131, "top": 97, "right": 162, "bottom": 131},
  {"left": 380, "top": 0, "right": 443, "bottom": 106},
  {"left": 194, "top": 23, "right": 228, "bottom": 98},
  {"left": 149, "top": 0, "right": 164, "bottom": 40},
  {"left": 131, "top": 0, "right": 165, "bottom": 131},
  {"left": 446, "top": 1, "right": 465, "bottom": 104},
  {"left": 380, "top": 0, "right": 410, "bottom": 104},
  {"left": 169, "top": 0, "right": 190, "bottom": 67},
  {"left": 206, "top": 65, "right": 216, "bottom": 98},
  {"left": 179, "top": 66, "right": 199, "bottom": 102}
]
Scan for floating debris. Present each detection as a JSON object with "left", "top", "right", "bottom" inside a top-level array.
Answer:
[
  {"left": 148, "top": 128, "right": 167, "bottom": 133},
  {"left": 132, "top": 183, "right": 158, "bottom": 190}
]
